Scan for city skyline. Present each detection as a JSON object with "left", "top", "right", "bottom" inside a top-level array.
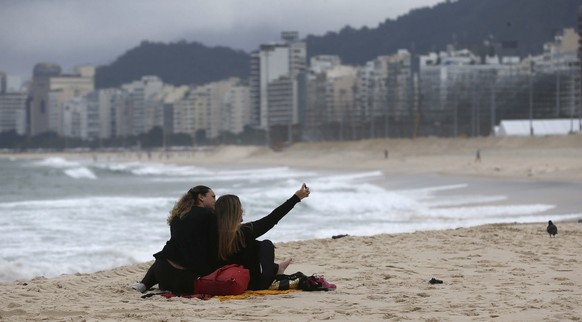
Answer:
[{"left": 0, "top": 0, "right": 444, "bottom": 82}]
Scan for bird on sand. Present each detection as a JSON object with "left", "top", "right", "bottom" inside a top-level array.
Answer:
[{"left": 547, "top": 220, "right": 558, "bottom": 237}]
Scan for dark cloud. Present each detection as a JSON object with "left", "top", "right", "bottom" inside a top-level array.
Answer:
[{"left": 0, "top": 0, "right": 442, "bottom": 81}]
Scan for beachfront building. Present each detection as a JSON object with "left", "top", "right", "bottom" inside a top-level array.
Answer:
[
  {"left": 173, "top": 85, "right": 209, "bottom": 142},
  {"left": 249, "top": 31, "right": 307, "bottom": 145},
  {"left": 530, "top": 28, "right": 580, "bottom": 121},
  {"left": 83, "top": 89, "right": 126, "bottom": 141},
  {"left": 304, "top": 62, "right": 359, "bottom": 141},
  {"left": 0, "top": 92, "right": 27, "bottom": 135},
  {"left": 61, "top": 97, "right": 85, "bottom": 139},
  {"left": 172, "top": 78, "right": 250, "bottom": 143},
  {"left": 353, "top": 50, "right": 417, "bottom": 139},
  {"left": 204, "top": 78, "right": 241, "bottom": 140},
  {"left": 0, "top": 72, "right": 22, "bottom": 93},
  {"left": 159, "top": 85, "right": 189, "bottom": 141},
  {"left": 495, "top": 119, "right": 582, "bottom": 136},
  {"left": 417, "top": 46, "right": 524, "bottom": 137},
  {"left": 303, "top": 56, "right": 341, "bottom": 140},
  {"left": 324, "top": 65, "right": 358, "bottom": 140},
  {"left": 416, "top": 27, "right": 581, "bottom": 138},
  {"left": 222, "top": 82, "right": 251, "bottom": 136},
  {"left": 121, "top": 76, "right": 164, "bottom": 136},
  {"left": 28, "top": 64, "right": 94, "bottom": 136},
  {"left": 0, "top": 72, "right": 27, "bottom": 135}
]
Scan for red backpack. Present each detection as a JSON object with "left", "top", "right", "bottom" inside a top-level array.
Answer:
[{"left": 194, "top": 264, "right": 250, "bottom": 295}]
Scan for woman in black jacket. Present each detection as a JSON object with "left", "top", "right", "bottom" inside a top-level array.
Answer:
[
  {"left": 132, "top": 185, "right": 217, "bottom": 294},
  {"left": 215, "top": 183, "right": 310, "bottom": 290}
]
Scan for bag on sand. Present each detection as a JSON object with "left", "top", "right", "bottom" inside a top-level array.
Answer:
[
  {"left": 194, "top": 264, "right": 250, "bottom": 295},
  {"left": 269, "top": 272, "right": 337, "bottom": 291}
]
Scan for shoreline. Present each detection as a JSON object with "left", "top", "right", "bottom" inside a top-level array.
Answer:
[
  {"left": 2, "top": 135, "right": 582, "bottom": 182},
  {"left": 2, "top": 136, "right": 582, "bottom": 320}
]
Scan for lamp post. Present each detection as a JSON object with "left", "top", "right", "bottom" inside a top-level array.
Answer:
[
  {"left": 528, "top": 58, "right": 534, "bottom": 136},
  {"left": 264, "top": 48, "right": 271, "bottom": 148}
]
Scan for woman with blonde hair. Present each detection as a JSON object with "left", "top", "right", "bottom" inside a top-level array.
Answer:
[{"left": 215, "top": 183, "right": 310, "bottom": 290}]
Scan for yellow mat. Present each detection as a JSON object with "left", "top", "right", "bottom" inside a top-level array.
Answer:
[{"left": 216, "top": 289, "right": 300, "bottom": 301}]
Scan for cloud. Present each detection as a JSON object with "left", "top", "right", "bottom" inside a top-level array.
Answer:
[{"left": 0, "top": 0, "right": 443, "bottom": 79}]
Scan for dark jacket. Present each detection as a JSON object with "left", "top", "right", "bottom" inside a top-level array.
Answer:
[
  {"left": 154, "top": 206, "right": 218, "bottom": 277},
  {"left": 224, "top": 194, "right": 301, "bottom": 289}
]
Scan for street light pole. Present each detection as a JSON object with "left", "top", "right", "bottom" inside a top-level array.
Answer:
[
  {"left": 529, "top": 59, "right": 534, "bottom": 136},
  {"left": 264, "top": 49, "right": 271, "bottom": 148}
]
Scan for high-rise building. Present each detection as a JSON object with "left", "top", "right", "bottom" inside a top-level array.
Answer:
[
  {"left": 121, "top": 76, "right": 164, "bottom": 135},
  {"left": 0, "top": 72, "right": 27, "bottom": 135},
  {"left": 28, "top": 64, "right": 94, "bottom": 136},
  {"left": 223, "top": 83, "right": 251, "bottom": 135},
  {"left": 250, "top": 31, "right": 306, "bottom": 144}
]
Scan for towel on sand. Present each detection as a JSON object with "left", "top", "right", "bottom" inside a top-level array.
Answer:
[{"left": 142, "top": 289, "right": 299, "bottom": 301}]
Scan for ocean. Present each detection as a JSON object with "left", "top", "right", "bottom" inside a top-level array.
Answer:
[{"left": 1, "top": 155, "right": 580, "bottom": 283}]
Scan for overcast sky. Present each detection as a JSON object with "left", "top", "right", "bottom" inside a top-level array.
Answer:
[{"left": 0, "top": 0, "right": 444, "bottom": 81}]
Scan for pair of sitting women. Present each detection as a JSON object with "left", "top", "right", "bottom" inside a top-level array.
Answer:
[{"left": 132, "top": 183, "right": 310, "bottom": 294}]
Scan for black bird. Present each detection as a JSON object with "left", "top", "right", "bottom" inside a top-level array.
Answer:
[{"left": 547, "top": 220, "right": 558, "bottom": 237}]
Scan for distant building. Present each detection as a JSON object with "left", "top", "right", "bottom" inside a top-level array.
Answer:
[
  {"left": 495, "top": 119, "right": 581, "bottom": 136},
  {"left": 309, "top": 55, "right": 341, "bottom": 74},
  {"left": 173, "top": 85, "right": 209, "bottom": 140},
  {"left": 222, "top": 82, "right": 251, "bottom": 135},
  {"left": 0, "top": 72, "right": 27, "bottom": 135},
  {"left": 0, "top": 72, "right": 22, "bottom": 93},
  {"left": 121, "top": 76, "right": 164, "bottom": 136},
  {"left": 28, "top": 63, "right": 95, "bottom": 136},
  {"left": 62, "top": 96, "right": 86, "bottom": 138},
  {"left": 0, "top": 92, "right": 27, "bottom": 135},
  {"left": 250, "top": 31, "right": 307, "bottom": 144},
  {"left": 354, "top": 50, "right": 416, "bottom": 138}
]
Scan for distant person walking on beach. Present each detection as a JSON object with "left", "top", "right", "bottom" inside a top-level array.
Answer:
[
  {"left": 214, "top": 183, "right": 310, "bottom": 290},
  {"left": 475, "top": 149, "right": 481, "bottom": 162}
]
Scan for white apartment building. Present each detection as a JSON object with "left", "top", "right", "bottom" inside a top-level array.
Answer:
[
  {"left": 173, "top": 86, "right": 209, "bottom": 139},
  {"left": 0, "top": 72, "right": 27, "bottom": 134},
  {"left": 161, "top": 85, "right": 189, "bottom": 136},
  {"left": 0, "top": 92, "right": 27, "bottom": 134},
  {"left": 310, "top": 55, "right": 342, "bottom": 75},
  {"left": 29, "top": 64, "right": 94, "bottom": 135},
  {"left": 205, "top": 78, "right": 240, "bottom": 140},
  {"left": 222, "top": 84, "right": 251, "bottom": 135},
  {"left": 324, "top": 65, "right": 358, "bottom": 125},
  {"left": 62, "top": 97, "right": 86, "bottom": 138},
  {"left": 121, "top": 76, "right": 164, "bottom": 135},
  {"left": 0, "top": 73, "right": 22, "bottom": 93},
  {"left": 84, "top": 90, "right": 123, "bottom": 141},
  {"left": 250, "top": 32, "right": 307, "bottom": 132}
]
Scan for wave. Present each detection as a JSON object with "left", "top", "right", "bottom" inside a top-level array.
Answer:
[
  {"left": 63, "top": 167, "right": 97, "bottom": 179},
  {"left": 33, "top": 157, "right": 81, "bottom": 168},
  {"left": 30, "top": 157, "right": 98, "bottom": 180}
]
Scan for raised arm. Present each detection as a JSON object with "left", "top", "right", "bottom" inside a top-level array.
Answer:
[{"left": 242, "top": 184, "right": 310, "bottom": 239}]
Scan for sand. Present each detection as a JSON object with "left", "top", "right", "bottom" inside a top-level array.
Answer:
[{"left": 1, "top": 135, "right": 582, "bottom": 321}]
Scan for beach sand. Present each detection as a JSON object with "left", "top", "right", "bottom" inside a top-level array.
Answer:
[{"left": 1, "top": 136, "right": 581, "bottom": 321}]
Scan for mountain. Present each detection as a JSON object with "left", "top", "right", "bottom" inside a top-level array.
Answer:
[
  {"left": 95, "top": 0, "right": 580, "bottom": 88},
  {"left": 95, "top": 40, "right": 250, "bottom": 89},
  {"left": 306, "top": 0, "right": 580, "bottom": 65}
]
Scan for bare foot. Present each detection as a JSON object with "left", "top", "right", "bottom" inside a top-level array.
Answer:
[{"left": 277, "top": 258, "right": 293, "bottom": 275}]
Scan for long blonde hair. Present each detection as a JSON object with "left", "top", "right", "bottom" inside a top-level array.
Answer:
[
  {"left": 167, "top": 185, "right": 211, "bottom": 225},
  {"left": 215, "top": 194, "right": 246, "bottom": 261}
]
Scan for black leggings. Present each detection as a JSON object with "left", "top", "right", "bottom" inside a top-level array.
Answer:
[
  {"left": 140, "top": 240, "right": 279, "bottom": 292},
  {"left": 148, "top": 259, "right": 196, "bottom": 294},
  {"left": 257, "top": 240, "right": 279, "bottom": 290}
]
